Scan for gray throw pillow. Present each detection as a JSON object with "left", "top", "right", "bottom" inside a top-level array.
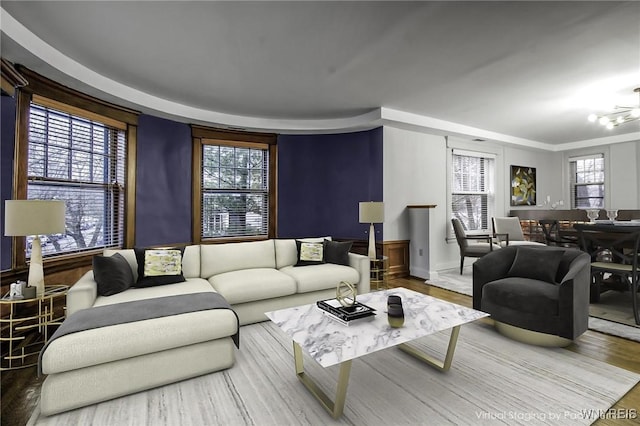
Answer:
[
  {"left": 93, "top": 253, "right": 134, "bottom": 296},
  {"left": 323, "top": 239, "right": 352, "bottom": 266},
  {"left": 507, "top": 247, "right": 565, "bottom": 284}
]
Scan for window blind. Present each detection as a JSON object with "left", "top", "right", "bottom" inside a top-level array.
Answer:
[{"left": 27, "top": 103, "right": 126, "bottom": 258}]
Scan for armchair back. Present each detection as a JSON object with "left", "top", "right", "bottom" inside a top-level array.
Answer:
[{"left": 492, "top": 216, "right": 525, "bottom": 242}]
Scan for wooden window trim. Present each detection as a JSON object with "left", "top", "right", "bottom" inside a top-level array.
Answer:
[
  {"left": 32, "top": 95, "right": 128, "bottom": 130},
  {"left": 192, "top": 126, "right": 277, "bottom": 244},
  {"left": 10, "top": 67, "right": 139, "bottom": 272},
  {"left": 1, "top": 59, "right": 28, "bottom": 97}
]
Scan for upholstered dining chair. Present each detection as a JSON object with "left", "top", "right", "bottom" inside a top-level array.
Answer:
[
  {"left": 451, "top": 218, "right": 500, "bottom": 274},
  {"left": 492, "top": 216, "right": 546, "bottom": 247}
]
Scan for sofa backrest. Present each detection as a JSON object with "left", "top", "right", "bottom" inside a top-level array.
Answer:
[
  {"left": 274, "top": 237, "right": 331, "bottom": 269},
  {"left": 182, "top": 245, "right": 201, "bottom": 278},
  {"left": 200, "top": 239, "right": 275, "bottom": 278},
  {"left": 103, "top": 245, "right": 201, "bottom": 281}
]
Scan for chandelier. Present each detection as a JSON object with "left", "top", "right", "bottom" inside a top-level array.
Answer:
[{"left": 587, "top": 87, "right": 640, "bottom": 129}]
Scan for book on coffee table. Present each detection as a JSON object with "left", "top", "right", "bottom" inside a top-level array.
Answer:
[{"left": 316, "top": 298, "right": 376, "bottom": 323}]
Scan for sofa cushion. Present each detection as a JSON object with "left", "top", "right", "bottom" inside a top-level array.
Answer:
[
  {"left": 280, "top": 263, "right": 360, "bottom": 294},
  {"left": 323, "top": 240, "right": 353, "bottom": 266},
  {"left": 201, "top": 240, "right": 276, "bottom": 278},
  {"left": 134, "top": 247, "right": 186, "bottom": 287},
  {"left": 92, "top": 253, "right": 134, "bottom": 296},
  {"left": 41, "top": 307, "right": 238, "bottom": 375},
  {"left": 482, "top": 277, "right": 560, "bottom": 316},
  {"left": 93, "top": 278, "right": 215, "bottom": 308},
  {"left": 208, "top": 268, "right": 296, "bottom": 304},
  {"left": 274, "top": 237, "right": 332, "bottom": 269},
  {"left": 295, "top": 240, "right": 324, "bottom": 266}
]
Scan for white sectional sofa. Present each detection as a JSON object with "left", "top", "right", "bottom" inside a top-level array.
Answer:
[{"left": 39, "top": 238, "right": 370, "bottom": 416}]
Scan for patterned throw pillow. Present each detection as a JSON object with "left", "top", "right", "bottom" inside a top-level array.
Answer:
[
  {"left": 133, "top": 247, "right": 186, "bottom": 287},
  {"left": 295, "top": 240, "right": 324, "bottom": 266}
]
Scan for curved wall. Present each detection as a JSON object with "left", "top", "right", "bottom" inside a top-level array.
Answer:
[
  {"left": 278, "top": 128, "right": 383, "bottom": 239},
  {"left": 135, "top": 115, "right": 193, "bottom": 247},
  {"left": 0, "top": 92, "right": 384, "bottom": 270}
]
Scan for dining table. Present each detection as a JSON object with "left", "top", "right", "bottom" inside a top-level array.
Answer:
[{"left": 573, "top": 222, "right": 640, "bottom": 324}]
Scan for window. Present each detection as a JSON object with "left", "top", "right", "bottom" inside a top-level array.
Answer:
[
  {"left": 26, "top": 101, "right": 126, "bottom": 258},
  {"left": 451, "top": 149, "right": 495, "bottom": 233},
  {"left": 569, "top": 154, "right": 604, "bottom": 208},
  {"left": 192, "top": 127, "right": 276, "bottom": 242},
  {"left": 7, "top": 65, "right": 136, "bottom": 273}
]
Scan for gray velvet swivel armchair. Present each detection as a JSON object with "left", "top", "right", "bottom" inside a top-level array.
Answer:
[{"left": 473, "top": 245, "right": 591, "bottom": 346}]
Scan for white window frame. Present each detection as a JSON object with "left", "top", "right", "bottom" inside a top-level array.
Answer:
[
  {"left": 449, "top": 148, "right": 496, "bottom": 236},
  {"left": 569, "top": 153, "right": 605, "bottom": 209}
]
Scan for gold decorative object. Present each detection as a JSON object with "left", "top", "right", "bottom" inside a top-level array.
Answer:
[{"left": 336, "top": 281, "right": 357, "bottom": 308}]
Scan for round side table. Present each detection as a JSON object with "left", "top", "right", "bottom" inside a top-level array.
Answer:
[
  {"left": 0, "top": 285, "right": 69, "bottom": 370},
  {"left": 370, "top": 256, "right": 389, "bottom": 291}
]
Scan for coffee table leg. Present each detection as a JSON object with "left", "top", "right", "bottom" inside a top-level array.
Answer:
[
  {"left": 293, "top": 342, "right": 352, "bottom": 419},
  {"left": 398, "top": 325, "right": 461, "bottom": 372}
]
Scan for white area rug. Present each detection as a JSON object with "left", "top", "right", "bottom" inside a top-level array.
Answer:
[
  {"left": 429, "top": 267, "right": 640, "bottom": 343},
  {"left": 31, "top": 321, "right": 639, "bottom": 426}
]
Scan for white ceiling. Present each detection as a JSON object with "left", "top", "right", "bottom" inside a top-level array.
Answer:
[{"left": 1, "top": 1, "right": 639, "bottom": 148}]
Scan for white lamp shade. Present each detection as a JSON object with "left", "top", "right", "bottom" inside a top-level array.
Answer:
[
  {"left": 359, "top": 201, "right": 384, "bottom": 224},
  {"left": 4, "top": 200, "right": 66, "bottom": 236}
]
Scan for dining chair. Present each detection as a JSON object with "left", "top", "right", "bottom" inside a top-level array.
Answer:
[
  {"left": 451, "top": 218, "right": 500, "bottom": 274},
  {"left": 492, "top": 216, "right": 546, "bottom": 247},
  {"left": 574, "top": 224, "right": 640, "bottom": 324},
  {"left": 539, "top": 219, "right": 579, "bottom": 247}
]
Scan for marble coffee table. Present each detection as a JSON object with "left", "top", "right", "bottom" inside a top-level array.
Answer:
[{"left": 265, "top": 287, "right": 489, "bottom": 418}]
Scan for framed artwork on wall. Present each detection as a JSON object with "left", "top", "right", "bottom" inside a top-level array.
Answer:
[{"left": 510, "top": 165, "right": 536, "bottom": 206}]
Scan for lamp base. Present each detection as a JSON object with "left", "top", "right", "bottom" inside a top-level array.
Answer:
[
  {"left": 368, "top": 223, "right": 376, "bottom": 260},
  {"left": 28, "top": 236, "right": 45, "bottom": 297}
]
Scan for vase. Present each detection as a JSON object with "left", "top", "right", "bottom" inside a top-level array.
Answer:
[
  {"left": 387, "top": 303, "right": 404, "bottom": 328},
  {"left": 387, "top": 294, "right": 401, "bottom": 307}
]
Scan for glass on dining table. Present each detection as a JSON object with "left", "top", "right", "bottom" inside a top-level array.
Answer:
[
  {"left": 586, "top": 209, "right": 600, "bottom": 223},
  {"left": 606, "top": 209, "right": 618, "bottom": 221}
]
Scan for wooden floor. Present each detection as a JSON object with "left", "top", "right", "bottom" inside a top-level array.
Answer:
[{"left": 2, "top": 276, "right": 639, "bottom": 426}]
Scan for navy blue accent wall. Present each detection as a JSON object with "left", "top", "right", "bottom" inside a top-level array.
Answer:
[
  {"left": 2, "top": 103, "right": 382, "bottom": 268},
  {"left": 135, "top": 115, "right": 192, "bottom": 247},
  {"left": 1, "top": 96, "right": 16, "bottom": 270},
  {"left": 277, "top": 127, "right": 383, "bottom": 240}
]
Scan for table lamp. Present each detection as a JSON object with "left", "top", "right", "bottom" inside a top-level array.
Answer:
[
  {"left": 359, "top": 201, "right": 384, "bottom": 259},
  {"left": 4, "top": 200, "right": 66, "bottom": 297}
]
